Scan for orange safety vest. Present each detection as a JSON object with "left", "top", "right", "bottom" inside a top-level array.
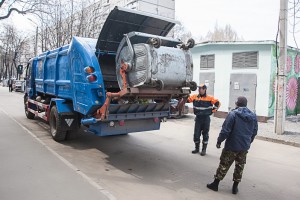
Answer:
[{"left": 187, "top": 94, "right": 220, "bottom": 116}]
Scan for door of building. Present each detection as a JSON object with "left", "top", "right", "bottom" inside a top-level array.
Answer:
[
  {"left": 229, "top": 74, "right": 257, "bottom": 112},
  {"left": 199, "top": 72, "right": 215, "bottom": 96}
]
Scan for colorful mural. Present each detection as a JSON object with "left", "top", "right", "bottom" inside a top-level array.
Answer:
[{"left": 269, "top": 45, "right": 300, "bottom": 116}]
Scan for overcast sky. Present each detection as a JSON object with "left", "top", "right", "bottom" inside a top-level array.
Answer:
[
  {"left": 5, "top": 0, "right": 300, "bottom": 47},
  {"left": 175, "top": 0, "right": 299, "bottom": 47}
]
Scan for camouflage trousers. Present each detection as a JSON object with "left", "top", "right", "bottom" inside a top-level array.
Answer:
[{"left": 214, "top": 149, "right": 248, "bottom": 182}]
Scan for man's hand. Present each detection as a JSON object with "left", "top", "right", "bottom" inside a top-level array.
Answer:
[{"left": 216, "top": 143, "right": 221, "bottom": 149}]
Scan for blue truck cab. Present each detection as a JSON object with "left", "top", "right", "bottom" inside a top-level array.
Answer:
[{"left": 24, "top": 7, "right": 196, "bottom": 141}]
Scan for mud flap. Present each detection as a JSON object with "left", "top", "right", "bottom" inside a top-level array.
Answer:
[{"left": 59, "top": 112, "right": 79, "bottom": 131}]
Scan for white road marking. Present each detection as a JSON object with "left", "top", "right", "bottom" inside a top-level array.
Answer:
[{"left": 0, "top": 108, "right": 116, "bottom": 200}]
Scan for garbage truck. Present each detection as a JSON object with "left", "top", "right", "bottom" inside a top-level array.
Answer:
[{"left": 23, "top": 6, "right": 196, "bottom": 141}]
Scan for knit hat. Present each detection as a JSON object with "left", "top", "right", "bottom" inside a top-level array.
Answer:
[
  {"left": 198, "top": 84, "right": 207, "bottom": 89},
  {"left": 235, "top": 96, "right": 247, "bottom": 107}
]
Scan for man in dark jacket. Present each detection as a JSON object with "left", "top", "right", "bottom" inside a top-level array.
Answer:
[
  {"left": 207, "top": 96, "right": 258, "bottom": 194},
  {"left": 8, "top": 78, "right": 13, "bottom": 92}
]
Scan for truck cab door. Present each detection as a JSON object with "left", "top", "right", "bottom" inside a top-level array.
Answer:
[{"left": 25, "top": 60, "right": 36, "bottom": 98}]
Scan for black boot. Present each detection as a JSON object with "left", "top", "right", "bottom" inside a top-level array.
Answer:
[
  {"left": 232, "top": 181, "right": 239, "bottom": 194},
  {"left": 200, "top": 144, "right": 207, "bottom": 156},
  {"left": 192, "top": 143, "right": 200, "bottom": 154},
  {"left": 207, "top": 179, "right": 220, "bottom": 191}
]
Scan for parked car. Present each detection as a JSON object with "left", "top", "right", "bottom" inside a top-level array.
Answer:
[
  {"left": 13, "top": 80, "right": 25, "bottom": 92},
  {"left": 170, "top": 99, "right": 189, "bottom": 118}
]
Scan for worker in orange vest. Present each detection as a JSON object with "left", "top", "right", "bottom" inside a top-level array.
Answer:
[{"left": 187, "top": 84, "right": 220, "bottom": 156}]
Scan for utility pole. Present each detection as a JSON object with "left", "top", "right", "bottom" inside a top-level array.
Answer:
[
  {"left": 35, "top": 27, "right": 38, "bottom": 56},
  {"left": 275, "top": 0, "right": 288, "bottom": 135}
]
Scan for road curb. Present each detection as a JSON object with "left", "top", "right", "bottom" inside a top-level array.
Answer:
[{"left": 256, "top": 135, "right": 300, "bottom": 148}]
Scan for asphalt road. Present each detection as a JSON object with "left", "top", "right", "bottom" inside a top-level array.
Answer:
[
  {"left": 0, "top": 87, "right": 300, "bottom": 200},
  {"left": 0, "top": 88, "right": 112, "bottom": 200}
]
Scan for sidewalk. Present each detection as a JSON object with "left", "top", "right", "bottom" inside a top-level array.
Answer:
[
  {"left": 257, "top": 116, "right": 300, "bottom": 147},
  {"left": 210, "top": 115, "right": 300, "bottom": 148}
]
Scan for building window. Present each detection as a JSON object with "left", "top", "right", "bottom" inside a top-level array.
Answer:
[
  {"left": 200, "top": 54, "right": 215, "bottom": 69},
  {"left": 232, "top": 51, "right": 258, "bottom": 68}
]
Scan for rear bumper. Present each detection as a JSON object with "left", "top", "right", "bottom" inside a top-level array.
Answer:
[{"left": 88, "top": 118, "right": 161, "bottom": 136}]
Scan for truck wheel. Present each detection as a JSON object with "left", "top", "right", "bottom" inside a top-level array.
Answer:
[
  {"left": 24, "top": 97, "right": 35, "bottom": 119},
  {"left": 49, "top": 106, "right": 66, "bottom": 141}
]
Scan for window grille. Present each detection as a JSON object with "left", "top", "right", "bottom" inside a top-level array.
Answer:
[
  {"left": 232, "top": 51, "right": 258, "bottom": 68},
  {"left": 200, "top": 54, "right": 215, "bottom": 69}
]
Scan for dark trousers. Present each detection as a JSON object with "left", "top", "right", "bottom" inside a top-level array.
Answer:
[
  {"left": 193, "top": 116, "right": 210, "bottom": 144},
  {"left": 8, "top": 84, "right": 13, "bottom": 92},
  {"left": 214, "top": 149, "right": 248, "bottom": 182}
]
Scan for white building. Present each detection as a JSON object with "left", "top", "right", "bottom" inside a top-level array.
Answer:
[
  {"left": 88, "top": 0, "right": 175, "bottom": 38},
  {"left": 191, "top": 41, "right": 300, "bottom": 122},
  {"left": 112, "top": 0, "right": 175, "bottom": 18}
]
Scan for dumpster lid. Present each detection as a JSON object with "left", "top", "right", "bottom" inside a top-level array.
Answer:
[{"left": 96, "top": 6, "right": 179, "bottom": 52}]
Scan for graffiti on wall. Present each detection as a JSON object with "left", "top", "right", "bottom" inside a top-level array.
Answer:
[{"left": 269, "top": 45, "right": 300, "bottom": 116}]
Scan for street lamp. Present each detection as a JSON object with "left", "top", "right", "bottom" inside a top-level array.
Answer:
[{"left": 26, "top": 18, "right": 39, "bottom": 56}]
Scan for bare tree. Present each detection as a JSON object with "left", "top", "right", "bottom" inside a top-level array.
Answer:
[
  {"left": 289, "top": 0, "right": 300, "bottom": 49},
  {"left": 204, "top": 23, "right": 243, "bottom": 42},
  {"left": 0, "top": 51, "right": 5, "bottom": 80},
  {"left": 172, "top": 20, "right": 242, "bottom": 44},
  {"left": 173, "top": 23, "right": 193, "bottom": 43},
  {"left": 0, "top": 24, "right": 30, "bottom": 79},
  {"left": 0, "top": 0, "right": 52, "bottom": 20},
  {"left": 32, "top": 0, "right": 102, "bottom": 52}
]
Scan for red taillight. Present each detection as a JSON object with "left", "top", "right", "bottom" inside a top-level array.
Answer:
[
  {"left": 84, "top": 66, "right": 95, "bottom": 74},
  {"left": 153, "top": 117, "right": 159, "bottom": 123},
  {"left": 119, "top": 120, "right": 125, "bottom": 126},
  {"left": 87, "top": 75, "right": 97, "bottom": 82}
]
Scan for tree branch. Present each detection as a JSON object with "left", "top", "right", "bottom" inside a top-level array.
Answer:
[
  {"left": 0, "top": 8, "right": 27, "bottom": 20},
  {"left": 0, "top": 0, "right": 6, "bottom": 8}
]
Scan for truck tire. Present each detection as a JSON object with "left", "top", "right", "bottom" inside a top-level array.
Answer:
[
  {"left": 24, "top": 96, "right": 35, "bottom": 119},
  {"left": 49, "top": 106, "right": 67, "bottom": 141}
]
